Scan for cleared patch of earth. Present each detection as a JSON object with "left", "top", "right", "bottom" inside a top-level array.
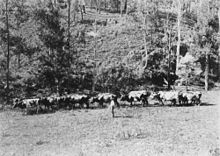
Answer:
[{"left": 0, "top": 90, "right": 220, "bottom": 156}]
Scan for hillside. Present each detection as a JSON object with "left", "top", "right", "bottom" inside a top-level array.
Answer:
[{"left": 0, "top": 0, "right": 219, "bottom": 100}]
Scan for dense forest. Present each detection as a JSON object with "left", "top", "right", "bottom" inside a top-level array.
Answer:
[{"left": 0, "top": 0, "right": 219, "bottom": 104}]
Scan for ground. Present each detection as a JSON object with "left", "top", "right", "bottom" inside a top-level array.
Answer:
[{"left": 0, "top": 90, "right": 220, "bottom": 156}]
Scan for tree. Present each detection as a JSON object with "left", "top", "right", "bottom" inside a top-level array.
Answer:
[
  {"left": 9, "top": 0, "right": 30, "bottom": 68},
  {"left": 136, "top": 0, "right": 159, "bottom": 77},
  {"left": 0, "top": 0, "right": 219, "bottom": 100},
  {"left": 176, "top": 0, "right": 182, "bottom": 75},
  {"left": 195, "top": 0, "right": 219, "bottom": 91},
  {"left": 218, "top": 3, "right": 220, "bottom": 81},
  {"left": 33, "top": 3, "right": 72, "bottom": 94},
  {"left": 5, "top": 0, "right": 10, "bottom": 104}
]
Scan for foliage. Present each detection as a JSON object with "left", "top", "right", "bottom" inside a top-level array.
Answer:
[{"left": 0, "top": 0, "right": 219, "bottom": 101}]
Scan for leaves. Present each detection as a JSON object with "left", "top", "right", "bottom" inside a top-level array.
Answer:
[{"left": 0, "top": 0, "right": 219, "bottom": 100}]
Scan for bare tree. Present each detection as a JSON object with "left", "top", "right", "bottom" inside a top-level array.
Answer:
[
  {"left": 196, "top": 0, "right": 212, "bottom": 91},
  {"left": 136, "top": 0, "right": 149, "bottom": 73},
  {"left": 120, "top": 0, "right": 127, "bottom": 15},
  {"left": 176, "top": 0, "right": 181, "bottom": 75},
  {"left": 218, "top": 7, "right": 220, "bottom": 82},
  {"left": 204, "top": 40, "right": 210, "bottom": 91},
  {"left": 5, "top": 0, "right": 10, "bottom": 105}
]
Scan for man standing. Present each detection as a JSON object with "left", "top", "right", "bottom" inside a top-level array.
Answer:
[
  {"left": 109, "top": 96, "right": 119, "bottom": 118},
  {"left": 109, "top": 99, "right": 115, "bottom": 118}
]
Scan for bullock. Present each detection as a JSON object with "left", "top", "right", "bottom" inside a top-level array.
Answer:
[
  {"left": 150, "top": 91, "right": 180, "bottom": 106},
  {"left": 55, "top": 95, "right": 70, "bottom": 110},
  {"left": 13, "top": 98, "right": 25, "bottom": 109},
  {"left": 67, "top": 94, "right": 90, "bottom": 109},
  {"left": 13, "top": 98, "right": 41, "bottom": 114},
  {"left": 192, "top": 91, "right": 202, "bottom": 105},
  {"left": 24, "top": 98, "right": 41, "bottom": 114},
  {"left": 13, "top": 98, "right": 39, "bottom": 108},
  {"left": 120, "top": 90, "right": 150, "bottom": 107},
  {"left": 90, "top": 93, "right": 119, "bottom": 108},
  {"left": 179, "top": 91, "right": 202, "bottom": 105},
  {"left": 39, "top": 97, "right": 57, "bottom": 111}
]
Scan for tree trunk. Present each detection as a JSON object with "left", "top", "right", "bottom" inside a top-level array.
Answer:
[
  {"left": 92, "top": 20, "right": 97, "bottom": 92},
  {"left": 143, "top": 16, "right": 148, "bottom": 69},
  {"left": 95, "top": 0, "right": 100, "bottom": 13},
  {"left": 219, "top": 48, "right": 220, "bottom": 82},
  {"left": 117, "top": 0, "right": 119, "bottom": 12},
  {"left": 73, "top": 11, "right": 76, "bottom": 22},
  {"left": 67, "top": 0, "right": 71, "bottom": 92},
  {"left": 166, "top": 12, "right": 171, "bottom": 90},
  {"left": 72, "top": 0, "right": 77, "bottom": 22},
  {"left": 89, "top": 0, "right": 92, "bottom": 8},
  {"left": 80, "top": 5, "right": 84, "bottom": 21},
  {"left": 104, "top": 0, "right": 107, "bottom": 11},
  {"left": 67, "top": 0, "right": 71, "bottom": 49},
  {"left": 123, "top": 0, "right": 127, "bottom": 14},
  {"left": 6, "top": 0, "right": 10, "bottom": 105},
  {"left": 168, "top": 29, "right": 171, "bottom": 90},
  {"left": 176, "top": 0, "right": 181, "bottom": 75},
  {"left": 120, "top": 0, "right": 123, "bottom": 16},
  {"left": 218, "top": 9, "right": 220, "bottom": 82},
  {"left": 205, "top": 50, "right": 209, "bottom": 91},
  {"left": 18, "top": 53, "right": 20, "bottom": 68}
]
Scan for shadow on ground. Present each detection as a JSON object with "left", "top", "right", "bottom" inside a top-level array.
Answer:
[
  {"left": 114, "top": 115, "right": 133, "bottom": 118},
  {"left": 200, "top": 102, "right": 216, "bottom": 106}
]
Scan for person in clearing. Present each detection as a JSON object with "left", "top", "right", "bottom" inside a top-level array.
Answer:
[{"left": 109, "top": 97, "right": 119, "bottom": 118}]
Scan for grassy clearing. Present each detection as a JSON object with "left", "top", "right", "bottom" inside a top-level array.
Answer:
[{"left": 0, "top": 91, "right": 220, "bottom": 156}]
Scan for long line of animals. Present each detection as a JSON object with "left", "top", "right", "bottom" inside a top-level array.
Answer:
[{"left": 13, "top": 90, "right": 202, "bottom": 115}]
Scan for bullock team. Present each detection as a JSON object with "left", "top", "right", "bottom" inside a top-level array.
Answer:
[{"left": 12, "top": 89, "right": 202, "bottom": 116}]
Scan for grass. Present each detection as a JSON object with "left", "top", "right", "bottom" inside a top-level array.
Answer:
[{"left": 0, "top": 90, "right": 220, "bottom": 156}]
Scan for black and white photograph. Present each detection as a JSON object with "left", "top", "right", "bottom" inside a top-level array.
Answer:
[{"left": 0, "top": 0, "right": 220, "bottom": 155}]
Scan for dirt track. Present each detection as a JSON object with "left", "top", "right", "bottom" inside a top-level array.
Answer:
[{"left": 0, "top": 90, "right": 220, "bottom": 156}]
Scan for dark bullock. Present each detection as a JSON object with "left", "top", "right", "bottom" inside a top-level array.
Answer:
[
  {"left": 67, "top": 94, "right": 90, "bottom": 109},
  {"left": 178, "top": 91, "right": 202, "bottom": 105},
  {"left": 90, "top": 93, "right": 119, "bottom": 108}
]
